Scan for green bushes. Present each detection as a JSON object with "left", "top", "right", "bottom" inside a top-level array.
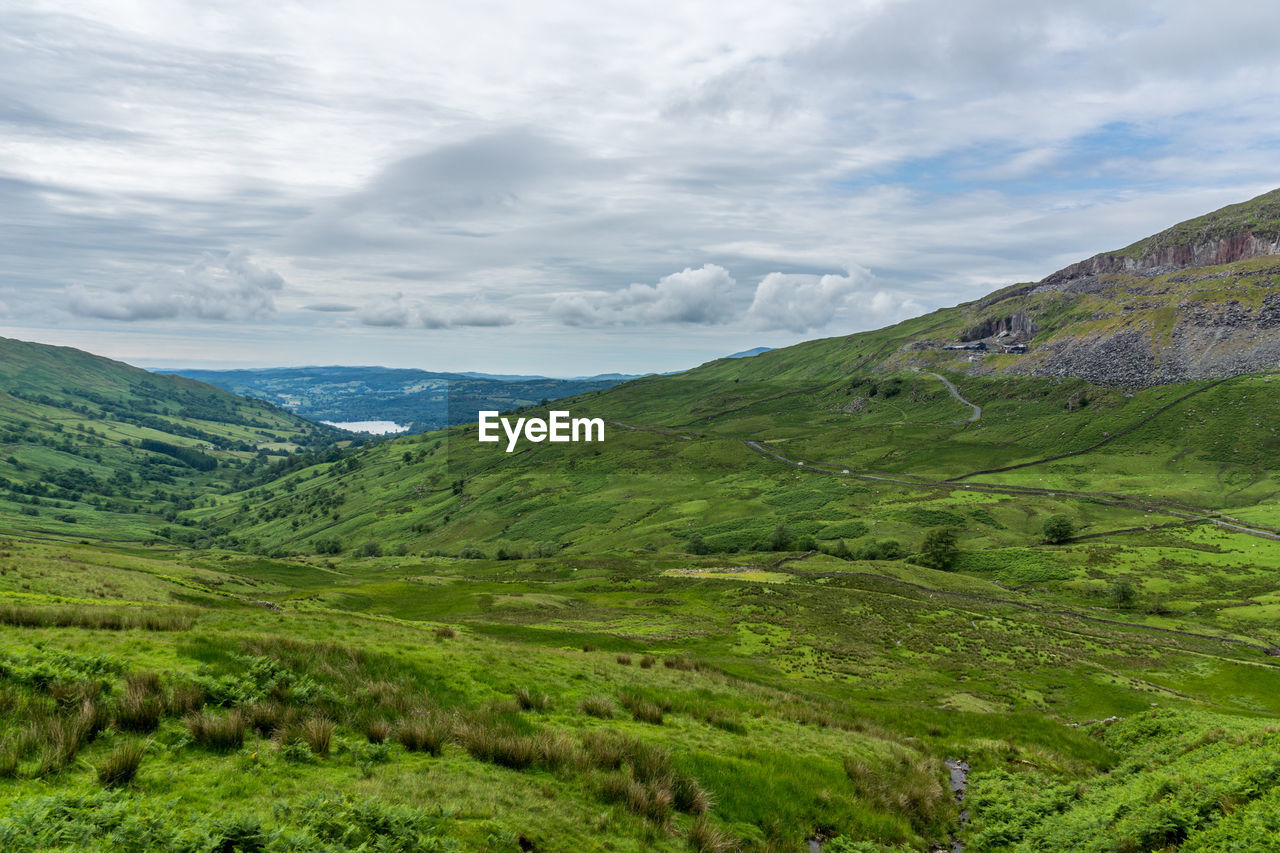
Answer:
[
  {"left": 0, "top": 791, "right": 465, "bottom": 852},
  {"left": 1042, "top": 514, "right": 1075, "bottom": 544}
]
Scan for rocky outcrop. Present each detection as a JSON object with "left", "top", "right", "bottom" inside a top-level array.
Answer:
[
  {"left": 1042, "top": 233, "right": 1280, "bottom": 288},
  {"left": 960, "top": 311, "right": 1035, "bottom": 342},
  {"left": 1008, "top": 292, "right": 1280, "bottom": 387}
]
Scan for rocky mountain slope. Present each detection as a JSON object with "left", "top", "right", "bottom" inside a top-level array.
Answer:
[{"left": 922, "top": 188, "right": 1280, "bottom": 386}]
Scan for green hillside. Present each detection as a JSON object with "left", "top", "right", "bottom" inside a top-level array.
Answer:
[
  {"left": 0, "top": 336, "right": 342, "bottom": 544},
  {"left": 7, "top": 191, "right": 1280, "bottom": 851}
]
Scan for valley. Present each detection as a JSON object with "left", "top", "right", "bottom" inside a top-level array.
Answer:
[{"left": 5, "top": 191, "right": 1280, "bottom": 851}]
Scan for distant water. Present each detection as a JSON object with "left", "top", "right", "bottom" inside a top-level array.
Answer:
[{"left": 322, "top": 420, "right": 409, "bottom": 435}]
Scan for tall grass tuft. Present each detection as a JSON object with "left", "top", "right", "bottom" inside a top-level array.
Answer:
[
  {"left": 364, "top": 718, "right": 391, "bottom": 744},
  {"left": 601, "top": 771, "right": 673, "bottom": 825},
  {"left": 166, "top": 683, "right": 206, "bottom": 716},
  {"left": 186, "top": 710, "right": 246, "bottom": 752},
  {"left": 0, "top": 604, "right": 194, "bottom": 631},
  {"left": 639, "top": 655, "right": 655, "bottom": 669},
  {"left": 688, "top": 816, "right": 737, "bottom": 853},
  {"left": 97, "top": 741, "right": 146, "bottom": 787},
  {"left": 579, "top": 696, "right": 615, "bottom": 719},
  {"left": 299, "top": 717, "right": 333, "bottom": 755},
  {"left": 514, "top": 687, "right": 551, "bottom": 712},
  {"left": 616, "top": 654, "right": 632, "bottom": 666},
  {"left": 620, "top": 691, "right": 666, "bottom": 725},
  {"left": 395, "top": 712, "right": 451, "bottom": 755},
  {"left": 843, "top": 749, "right": 951, "bottom": 834},
  {"left": 116, "top": 673, "right": 165, "bottom": 733}
]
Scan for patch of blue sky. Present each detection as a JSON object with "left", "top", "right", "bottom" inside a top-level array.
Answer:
[{"left": 830, "top": 122, "right": 1175, "bottom": 198}]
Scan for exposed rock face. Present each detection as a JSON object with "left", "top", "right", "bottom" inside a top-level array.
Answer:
[
  {"left": 1042, "top": 233, "right": 1280, "bottom": 288},
  {"left": 961, "top": 311, "right": 1035, "bottom": 342},
  {"left": 1008, "top": 290, "right": 1280, "bottom": 387}
]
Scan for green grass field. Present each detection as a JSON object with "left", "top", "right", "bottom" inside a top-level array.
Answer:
[{"left": 8, "top": 243, "right": 1280, "bottom": 853}]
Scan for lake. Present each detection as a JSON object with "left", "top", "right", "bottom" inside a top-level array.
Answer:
[{"left": 322, "top": 420, "right": 409, "bottom": 435}]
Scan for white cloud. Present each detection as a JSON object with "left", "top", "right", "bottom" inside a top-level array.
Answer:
[
  {"left": 357, "top": 293, "right": 513, "bottom": 329},
  {"left": 550, "top": 264, "right": 738, "bottom": 326},
  {"left": 746, "top": 267, "right": 921, "bottom": 333},
  {"left": 66, "top": 248, "right": 284, "bottom": 322},
  {"left": 6, "top": 2, "right": 1280, "bottom": 370}
]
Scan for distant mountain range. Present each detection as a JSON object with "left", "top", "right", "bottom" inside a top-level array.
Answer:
[{"left": 157, "top": 366, "right": 646, "bottom": 433}]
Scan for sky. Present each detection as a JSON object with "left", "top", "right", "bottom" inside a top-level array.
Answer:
[{"left": 2, "top": 0, "right": 1279, "bottom": 376}]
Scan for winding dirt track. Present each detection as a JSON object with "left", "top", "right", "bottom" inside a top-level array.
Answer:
[{"left": 929, "top": 372, "right": 981, "bottom": 422}]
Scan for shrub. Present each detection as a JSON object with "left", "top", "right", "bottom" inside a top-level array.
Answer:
[
  {"left": 354, "top": 541, "right": 382, "bottom": 558},
  {"left": 616, "top": 654, "right": 632, "bottom": 666},
  {"left": 314, "top": 537, "right": 342, "bottom": 555},
  {"left": 686, "top": 533, "right": 711, "bottom": 555},
  {"left": 434, "top": 626, "right": 457, "bottom": 639},
  {"left": 663, "top": 656, "right": 696, "bottom": 671},
  {"left": 639, "top": 655, "right": 655, "bottom": 669},
  {"left": 186, "top": 711, "right": 245, "bottom": 752},
  {"left": 97, "top": 741, "right": 145, "bottom": 787},
  {"left": 1043, "top": 514, "right": 1075, "bottom": 544},
  {"left": 579, "top": 696, "right": 615, "bottom": 719}
]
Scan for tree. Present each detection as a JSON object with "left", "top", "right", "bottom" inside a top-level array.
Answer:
[
  {"left": 1043, "top": 514, "right": 1075, "bottom": 544},
  {"left": 766, "top": 523, "right": 792, "bottom": 552},
  {"left": 917, "top": 527, "right": 959, "bottom": 571},
  {"left": 1110, "top": 578, "right": 1138, "bottom": 610},
  {"left": 314, "top": 537, "right": 342, "bottom": 555},
  {"left": 686, "top": 533, "right": 710, "bottom": 555}
]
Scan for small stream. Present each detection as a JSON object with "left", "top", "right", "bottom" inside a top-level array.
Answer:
[
  {"left": 944, "top": 758, "right": 971, "bottom": 853},
  {"left": 808, "top": 758, "right": 971, "bottom": 853}
]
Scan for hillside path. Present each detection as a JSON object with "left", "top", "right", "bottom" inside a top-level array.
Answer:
[{"left": 929, "top": 372, "right": 980, "bottom": 422}]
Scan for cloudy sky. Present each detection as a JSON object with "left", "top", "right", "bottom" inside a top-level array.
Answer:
[{"left": 2, "top": 1, "right": 1279, "bottom": 375}]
